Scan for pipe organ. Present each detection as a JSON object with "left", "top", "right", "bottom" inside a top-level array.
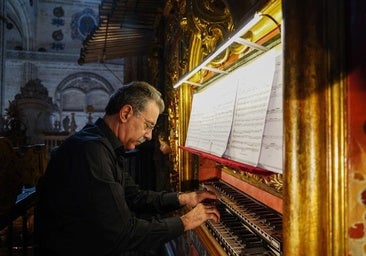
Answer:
[
  {"left": 201, "top": 180, "right": 282, "bottom": 256},
  {"left": 164, "top": 0, "right": 285, "bottom": 254}
]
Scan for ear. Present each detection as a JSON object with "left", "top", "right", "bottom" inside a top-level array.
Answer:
[{"left": 119, "top": 104, "right": 133, "bottom": 122}]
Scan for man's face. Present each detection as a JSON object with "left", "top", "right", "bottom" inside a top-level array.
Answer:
[{"left": 120, "top": 101, "right": 159, "bottom": 151}]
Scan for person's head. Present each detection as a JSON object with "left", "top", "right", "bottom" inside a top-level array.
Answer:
[{"left": 104, "top": 81, "right": 165, "bottom": 150}]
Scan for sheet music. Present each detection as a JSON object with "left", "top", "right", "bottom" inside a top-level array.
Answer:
[
  {"left": 185, "top": 91, "right": 208, "bottom": 151},
  {"left": 208, "top": 78, "right": 238, "bottom": 156},
  {"left": 258, "top": 54, "right": 283, "bottom": 173},
  {"left": 224, "top": 50, "right": 277, "bottom": 166},
  {"left": 185, "top": 47, "right": 283, "bottom": 172},
  {"left": 185, "top": 75, "right": 238, "bottom": 156}
]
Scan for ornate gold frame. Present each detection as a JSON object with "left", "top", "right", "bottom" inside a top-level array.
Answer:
[{"left": 283, "top": 0, "right": 347, "bottom": 254}]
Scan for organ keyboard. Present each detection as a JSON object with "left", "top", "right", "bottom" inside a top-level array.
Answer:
[{"left": 201, "top": 180, "right": 283, "bottom": 256}]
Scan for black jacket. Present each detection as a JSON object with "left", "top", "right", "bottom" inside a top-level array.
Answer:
[{"left": 35, "top": 118, "right": 184, "bottom": 256}]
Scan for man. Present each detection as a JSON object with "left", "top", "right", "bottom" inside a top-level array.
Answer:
[{"left": 35, "top": 81, "right": 220, "bottom": 256}]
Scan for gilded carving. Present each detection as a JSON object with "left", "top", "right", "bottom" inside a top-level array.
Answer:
[
  {"left": 188, "top": 0, "right": 233, "bottom": 82},
  {"left": 229, "top": 31, "right": 253, "bottom": 56},
  {"left": 222, "top": 167, "right": 283, "bottom": 197},
  {"left": 164, "top": 0, "right": 282, "bottom": 191},
  {"left": 164, "top": 0, "right": 234, "bottom": 190}
]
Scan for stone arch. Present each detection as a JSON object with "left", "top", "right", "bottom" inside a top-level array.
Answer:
[
  {"left": 55, "top": 72, "right": 113, "bottom": 113},
  {"left": 6, "top": 0, "right": 34, "bottom": 50}
]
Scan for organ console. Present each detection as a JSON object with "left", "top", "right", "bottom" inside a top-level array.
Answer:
[
  {"left": 201, "top": 180, "right": 282, "bottom": 256},
  {"left": 164, "top": 0, "right": 284, "bottom": 254}
]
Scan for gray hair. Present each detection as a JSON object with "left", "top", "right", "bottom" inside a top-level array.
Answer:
[{"left": 105, "top": 81, "right": 165, "bottom": 115}]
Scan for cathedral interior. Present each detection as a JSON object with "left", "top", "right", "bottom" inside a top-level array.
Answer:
[{"left": 1, "top": 0, "right": 366, "bottom": 255}]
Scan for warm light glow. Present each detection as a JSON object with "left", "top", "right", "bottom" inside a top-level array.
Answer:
[{"left": 173, "top": 13, "right": 264, "bottom": 89}]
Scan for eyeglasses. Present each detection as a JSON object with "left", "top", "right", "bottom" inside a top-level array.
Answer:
[{"left": 136, "top": 111, "right": 155, "bottom": 132}]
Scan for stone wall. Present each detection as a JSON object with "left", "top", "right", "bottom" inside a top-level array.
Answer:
[{"left": 1, "top": 0, "right": 124, "bottom": 135}]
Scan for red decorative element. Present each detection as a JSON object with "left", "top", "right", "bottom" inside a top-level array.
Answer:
[
  {"left": 198, "top": 158, "right": 221, "bottom": 181},
  {"left": 179, "top": 146, "right": 273, "bottom": 174},
  {"left": 349, "top": 223, "right": 365, "bottom": 239},
  {"left": 354, "top": 172, "right": 365, "bottom": 181},
  {"left": 361, "top": 189, "right": 366, "bottom": 205},
  {"left": 222, "top": 171, "right": 283, "bottom": 213}
]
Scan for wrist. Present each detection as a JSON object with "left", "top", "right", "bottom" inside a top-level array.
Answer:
[
  {"left": 180, "top": 214, "right": 189, "bottom": 231},
  {"left": 177, "top": 192, "right": 184, "bottom": 205}
]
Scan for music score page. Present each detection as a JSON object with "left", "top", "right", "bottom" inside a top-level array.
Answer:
[
  {"left": 185, "top": 75, "right": 238, "bottom": 156},
  {"left": 185, "top": 47, "right": 283, "bottom": 173}
]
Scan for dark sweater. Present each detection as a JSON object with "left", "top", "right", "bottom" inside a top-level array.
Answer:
[{"left": 35, "top": 118, "right": 184, "bottom": 256}]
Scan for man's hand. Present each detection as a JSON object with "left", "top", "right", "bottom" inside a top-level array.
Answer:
[
  {"left": 178, "top": 190, "right": 218, "bottom": 208},
  {"left": 180, "top": 203, "right": 220, "bottom": 231}
]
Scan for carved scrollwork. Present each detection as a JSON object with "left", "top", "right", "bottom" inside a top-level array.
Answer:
[
  {"left": 164, "top": 0, "right": 234, "bottom": 190},
  {"left": 189, "top": 0, "right": 233, "bottom": 70},
  {"left": 163, "top": 0, "right": 283, "bottom": 194},
  {"left": 229, "top": 30, "right": 254, "bottom": 55},
  {"left": 222, "top": 166, "right": 283, "bottom": 197}
]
